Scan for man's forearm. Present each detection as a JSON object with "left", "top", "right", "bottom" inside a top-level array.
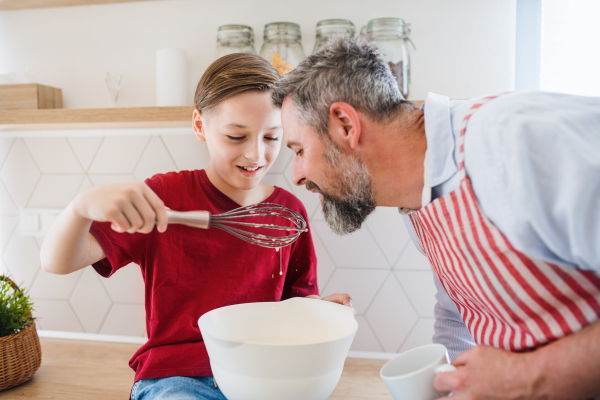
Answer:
[{"left": 531, "top": 318, "right": 600, "bottom": 399}]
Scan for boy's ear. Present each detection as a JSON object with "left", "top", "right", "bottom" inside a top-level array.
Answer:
[{"left": 193, "top": 109, "right": 207, "bottom": 142}]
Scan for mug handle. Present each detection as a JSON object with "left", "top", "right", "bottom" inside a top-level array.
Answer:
[
  {"left": 434, "top": 364, "right": 456, "bottom": 397},
  {"left": 434, "top": 364, "right": 457, "bottom": 374}
]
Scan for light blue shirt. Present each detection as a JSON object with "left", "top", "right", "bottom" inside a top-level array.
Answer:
[{"left": 403, "top": 91, "right": 600, "bottom": 360}]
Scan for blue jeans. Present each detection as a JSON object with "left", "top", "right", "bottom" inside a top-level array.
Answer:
[{"left": 131, "top": 376, "right": 228, "bottom": 400}]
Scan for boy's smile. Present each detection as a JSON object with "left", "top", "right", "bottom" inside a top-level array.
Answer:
[{"left": 237, "top": 164, "right": 265, "bottom": 177}]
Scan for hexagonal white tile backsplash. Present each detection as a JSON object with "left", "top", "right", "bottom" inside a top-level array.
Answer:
[{"left": 0, "top": 135, "right": 437, "bottom": 353}]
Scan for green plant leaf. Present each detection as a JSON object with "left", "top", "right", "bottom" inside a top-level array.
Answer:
[{"left": 0, "top": 276, "right": 35, "bottom": 337}]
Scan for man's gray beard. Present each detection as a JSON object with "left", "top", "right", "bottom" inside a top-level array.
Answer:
[{"left": 306, "top": 141, "right": 376, "bottom": 235}]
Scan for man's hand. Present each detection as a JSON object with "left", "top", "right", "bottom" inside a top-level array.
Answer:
[
  {"left": 435, "top": 318, "right": 600, "bottom": 400},
  {"left": 435, "top": 345, "right": 538, "bottom": 400}
]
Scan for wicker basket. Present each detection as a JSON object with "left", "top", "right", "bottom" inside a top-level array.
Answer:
[{"left": 0, "top": 276, "right": 42, "bottom": 391}]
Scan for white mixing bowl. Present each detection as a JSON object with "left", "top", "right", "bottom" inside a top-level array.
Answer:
[{"left": 198, "top": 297, "right": 357, "bottom": 400}]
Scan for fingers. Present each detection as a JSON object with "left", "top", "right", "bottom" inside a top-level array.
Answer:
[
  {"left": 132, "top": 196, "right": 158, "bottom": 234},
  {"left": 433, "top": 348, "right": 476, "bottom": 396},
  {"left": 143, "top": 185, "right": 168, "bottom": 233},
  {"left": 120, "top": 202, "right": 145, "bottom": 234},
  {"left": 321, "top": 293, "right": 353, "bottom": 307},
  {"left": 105, "top": 182, "right": 167, "bottom": 235},
  {"left": 434, "top": 368, "right": 464, "bottom": 394},
  {"left": 110, "top": 211, "right": 132, "bottom": 233},
  {"left": 452, "top": 349, "right": 470, "bottom": 366}
]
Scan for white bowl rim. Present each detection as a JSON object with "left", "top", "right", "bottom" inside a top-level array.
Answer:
[{"left": 199, "top": 297, "right": 358, "bottom": 347}]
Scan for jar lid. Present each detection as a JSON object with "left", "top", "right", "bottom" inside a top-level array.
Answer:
[
  {"left": 366, "top": 17, "right": 410, "bottom": 39},
  {"left": 217, "top": 24, "right": 254, "bottom": 44},
  {"left": 315, "top": 19, "right": 355, "bottom": 38},
  {"left": 264, "top": 22, "right": 302, "bottom": 41}
]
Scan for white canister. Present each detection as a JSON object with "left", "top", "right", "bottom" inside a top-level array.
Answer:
[{"left": 156, "top": 48, "right": 188, "bottom": 106}]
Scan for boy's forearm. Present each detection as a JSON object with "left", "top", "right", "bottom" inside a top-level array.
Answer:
[{"left": 40, "top": 200, "right": 99, "bottom": 275}]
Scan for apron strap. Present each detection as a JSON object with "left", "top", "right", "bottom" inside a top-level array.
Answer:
[{"left": 457, "top": 94, "right": 503, "bottom": 180}]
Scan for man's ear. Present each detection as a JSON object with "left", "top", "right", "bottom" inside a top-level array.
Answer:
[
  {"left": 329, "top": 102, "right": 361, "bottom": 150},
  {"left": 193, "top": 109, "right": 207, "bottom": 142}
]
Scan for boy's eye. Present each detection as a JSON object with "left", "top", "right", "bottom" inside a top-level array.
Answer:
[
  {"left": 227, "top": 136, "right": 244, "bottom": 141},
  {"left": 265, "top": 136, "right": 279, "bottom": 141}
]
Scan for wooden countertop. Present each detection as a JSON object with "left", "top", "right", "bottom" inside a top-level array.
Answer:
[{"left": 2, "top": 338, "right": 393, "bottom": 399}]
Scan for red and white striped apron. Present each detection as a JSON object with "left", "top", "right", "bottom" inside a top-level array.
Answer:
[{"left": 409, "top": 95, "right": 600, "bottom": 351}]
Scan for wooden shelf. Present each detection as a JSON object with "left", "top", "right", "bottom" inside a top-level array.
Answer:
[
  {"left": 0, "top": 101, "right": 423, "bottom": 133},
  {"left": 0, "top": 0, "right": 154, "bottom": 11},
  {"left": 0, "top": 105, "right": 195, "bottom": 131}
]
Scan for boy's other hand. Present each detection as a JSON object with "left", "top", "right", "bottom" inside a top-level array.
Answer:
[
  {"left": 321, "top": 293, "right": 352, "bottom": 307},
  {"left": 73, "top": 181, "right": 168, "bottom": 234},
  {"left": 306, "top": 294, "right": 355, "bottom": 313}
]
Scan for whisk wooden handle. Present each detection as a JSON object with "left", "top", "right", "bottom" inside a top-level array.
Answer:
[{"left": 165, "top": 210, "right": 211, "bottom": 229}]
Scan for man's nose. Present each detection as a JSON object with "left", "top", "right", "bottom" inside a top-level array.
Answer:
[{"left": 291, "top": 158, "right": 306, "bottom": 186}]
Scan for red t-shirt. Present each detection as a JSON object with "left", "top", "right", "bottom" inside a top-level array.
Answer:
[{"left": 89, "top": 169, "right": 318, "bottom": 381}]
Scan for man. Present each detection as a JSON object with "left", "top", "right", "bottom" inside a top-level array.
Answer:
[{"left": 271, "top": 36, "right": 600, "bottom": 400}]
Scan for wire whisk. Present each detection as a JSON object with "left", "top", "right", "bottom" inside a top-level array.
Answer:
[{"left": 165, "top": 203, "right": 308, "bottom": 249}]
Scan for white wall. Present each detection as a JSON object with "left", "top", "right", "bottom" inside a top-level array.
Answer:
[
  {"left": 0, "top": 133, "right": 438, "bottom": 352},
  {"left": 0, "top": 0, "right": 516, "bottom": 354},
  {"left": 0, "top": 0, "right": 516, "bottom": 108},
  {"left": 540, "top": 0, "right": 600, "bottom": 96}
]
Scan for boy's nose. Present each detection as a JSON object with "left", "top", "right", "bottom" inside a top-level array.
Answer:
[{"left": 244, "top": 140, "right": 262, "bottom": 162}]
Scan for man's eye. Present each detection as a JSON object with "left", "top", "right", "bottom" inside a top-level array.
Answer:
[
  {"left": 295, "top": 149, "right": 303, "bottom": 156},
  {"left": 227, "top": 136, "right": 244, "bottom": 141}
]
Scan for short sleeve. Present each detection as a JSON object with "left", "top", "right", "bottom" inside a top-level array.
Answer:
[
  {"left": 281, "top": 205, "right": 319, "bottom": 299},
  {"left": 89, "top": 175, "right": 164, "bottom": 278}
]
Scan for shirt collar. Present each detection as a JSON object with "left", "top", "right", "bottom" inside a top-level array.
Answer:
[
  {"left": 398, "top": 93, "right": 456, "bottom": 215},
  {"left": 422, "top": 92, "right": 458, "bottom": 204},
  {"left": 398, "top": 149, "right": 429, "bottom": 215}
]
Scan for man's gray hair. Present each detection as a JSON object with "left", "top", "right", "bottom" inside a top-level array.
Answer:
[{"left": 271, "top": 35, "right": 413, "bottom": 136}]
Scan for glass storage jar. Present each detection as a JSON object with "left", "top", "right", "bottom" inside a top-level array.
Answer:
[
  {"left": 364, "top": 17, "right": 414, "bottom": 98},
  {"left": 214, "top": 24, "right": 256, "bottom": 59},
  {"left": 312, "top": 19, "right": 355, "bottom": 55},
  {"left": 259, "top": 22, "right": 305, "bottom": 76}
]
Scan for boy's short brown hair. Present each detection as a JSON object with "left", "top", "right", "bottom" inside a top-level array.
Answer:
[{"left": 194, "top": 53, "right": 281, "bottom": 114}]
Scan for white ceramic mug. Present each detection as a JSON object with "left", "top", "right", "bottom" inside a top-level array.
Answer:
[{"left": 380, "top": 344, "right": 457, "bottom": 400}]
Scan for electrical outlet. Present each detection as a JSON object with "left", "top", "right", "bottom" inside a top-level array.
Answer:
[
  {"left": 20, "top": 213, "right": 40, "bottom": 233},
  {"left": 19, "top": 209, "right": 63, "bottom": 237}
]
